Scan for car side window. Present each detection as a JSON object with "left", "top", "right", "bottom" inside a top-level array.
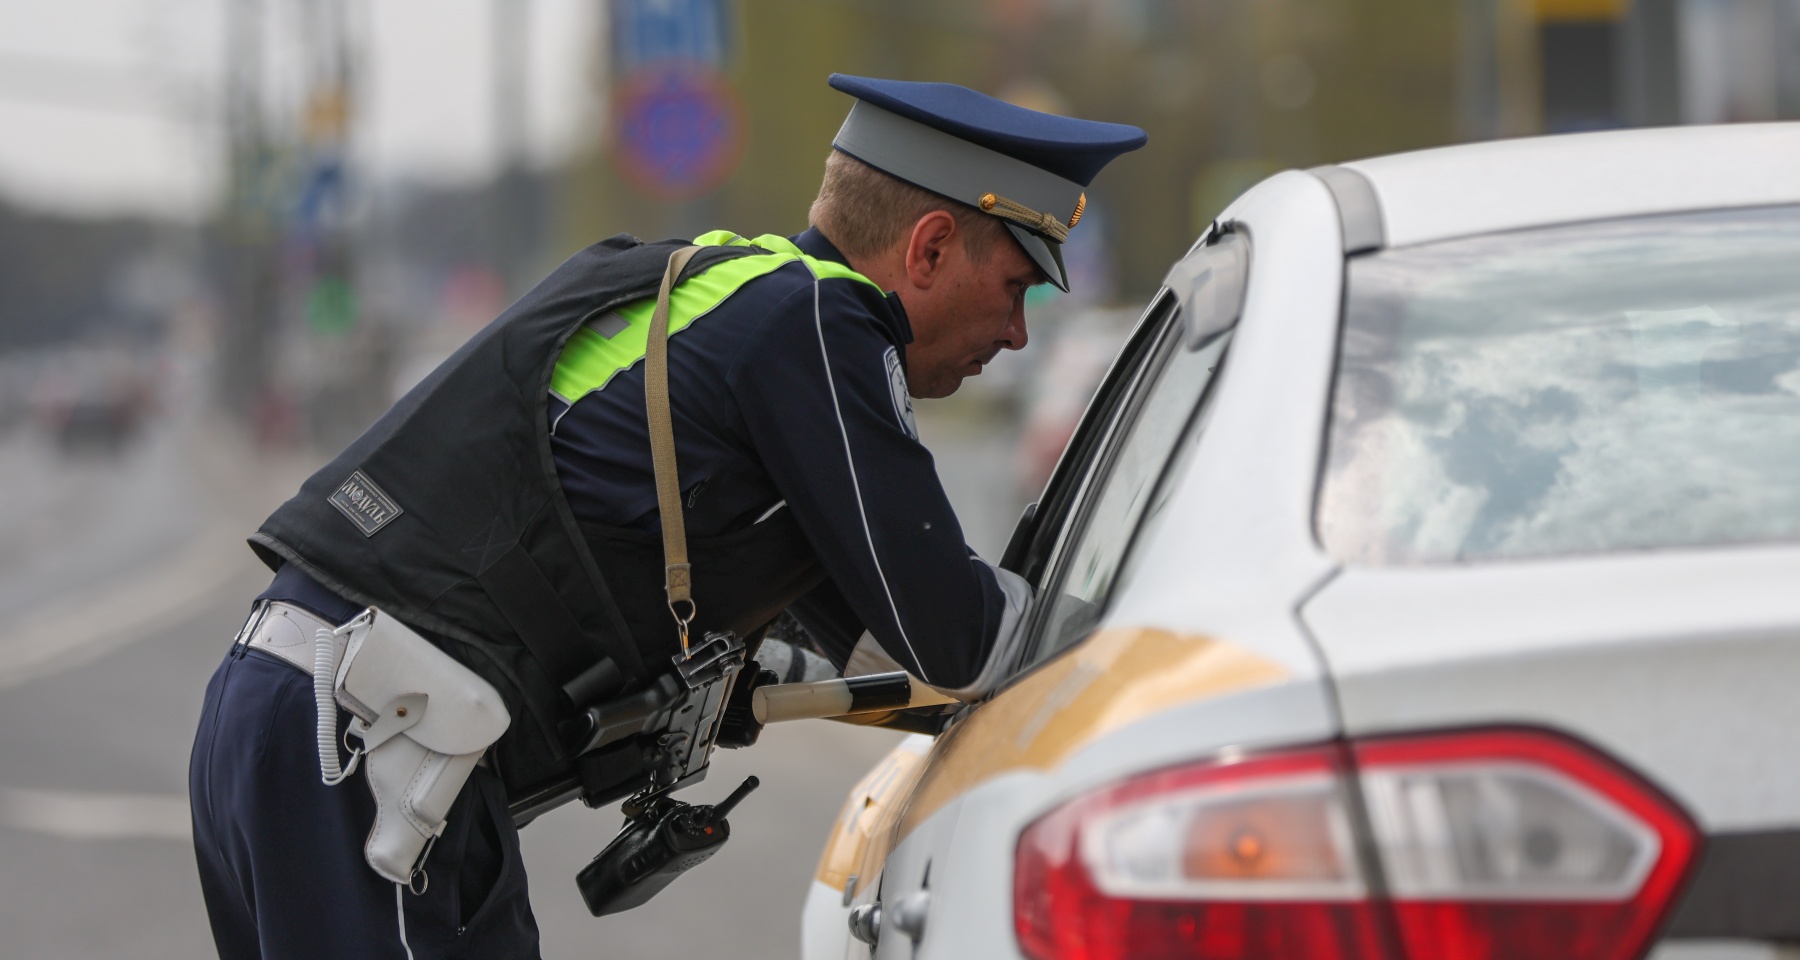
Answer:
[
  {"left": 1107, "top": 329, "right": 1232, "bottom": 606},
  {"left": 1019, "top": 232, "right": 1246, "bottom": 667},
  {"left": 1001, "top": 293, "right": 1180, "bottom": 586}
]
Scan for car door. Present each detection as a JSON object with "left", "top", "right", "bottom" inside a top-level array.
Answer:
[
  {"left": 831, "top": 229, "right": 1249, "bottom": 959},
  {"left": 801, "top": 294, "right": 1186, "bottom": 960}
]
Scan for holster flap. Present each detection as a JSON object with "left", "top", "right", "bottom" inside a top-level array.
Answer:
[{"left": 335, "top": 608, "right": 512, "bottom": 756}]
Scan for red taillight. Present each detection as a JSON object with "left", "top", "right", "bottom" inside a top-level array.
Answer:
[
  {"left": 1015, "top": 745, "right": 1389, "bottom": 960},
  {"left": 1014, "top": 729, "right": 1699, "bottom": 960},
  {"left": 1357, "top": 730, "right": 1700, "bottom": 960}
]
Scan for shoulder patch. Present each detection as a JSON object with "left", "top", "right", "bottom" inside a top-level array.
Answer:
[
  {"left": 329, "top": 470, "right": 404, "bottom": 537},
  {"left": 883, "top": 346, "right": 918, "bottom": 441}
]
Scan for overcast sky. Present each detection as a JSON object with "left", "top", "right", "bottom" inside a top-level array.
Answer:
[{"left": 0, "top": 0, "right": 601, "bottom": 220}]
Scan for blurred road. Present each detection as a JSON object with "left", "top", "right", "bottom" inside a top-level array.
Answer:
[{"left": 0, "top": 400, "right": 1021, "bottom": 960}]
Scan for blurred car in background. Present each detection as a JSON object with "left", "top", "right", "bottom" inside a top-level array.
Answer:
[
  {"left": 0, "top": 354, "right": 32, "bottom": 437},
  {"left": 1010, "top": 306, "right": 1136, "bottom": 498},
  {"left": 801, "top": 122, "right": 1800, "bottom": 960},
  {"left": 28, "top": 346, "right": 163, "bottom": 454}
]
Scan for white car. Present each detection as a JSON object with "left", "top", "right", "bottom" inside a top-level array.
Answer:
[{"left": 800, "top": 122, "right": 1800, "bottom": 960}]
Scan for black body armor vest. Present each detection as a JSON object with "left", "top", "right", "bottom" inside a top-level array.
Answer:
[{"left": 250, "top": 235, "right": 820, "bottom": 819}]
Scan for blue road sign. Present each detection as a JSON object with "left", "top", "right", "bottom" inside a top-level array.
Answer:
[
  {"left": 612, "top": 0, "right": 731, "bottom": 73},
  {"left": 612, "top": 66, "right": 744, "bottom": 201}
]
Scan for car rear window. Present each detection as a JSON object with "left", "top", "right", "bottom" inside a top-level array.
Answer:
[{"left": 1318, "top": 204, "right": 1800, "bottom": 564}]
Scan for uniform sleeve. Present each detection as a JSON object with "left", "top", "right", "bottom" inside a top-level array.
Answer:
[
  {"left": 784, "top": 577, "right": 866, "bottom": 668},
  {"left": 727, "top": 276, "right": 1012, "bottom": 689}
]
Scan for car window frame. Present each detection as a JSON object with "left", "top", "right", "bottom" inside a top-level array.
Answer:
[
  {"left": 1105, "top": 326, "right": 1235, "bottom": 615},
  {"left": 995, "top": 225, "right": 1250, "bottom": 683},
  {"left": 998, "top": 288, "right": 1182, "bottom": 585},
  {"left": 1017, "top": 313, "right": 1229, "bottom": 670}
]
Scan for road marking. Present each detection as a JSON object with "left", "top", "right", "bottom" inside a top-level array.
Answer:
[
  {"left": 0, "top": 525, "right": 248, "bottom": 689},
  {"left": 0, "top": 788, "right": 190, "bottom": 842}
]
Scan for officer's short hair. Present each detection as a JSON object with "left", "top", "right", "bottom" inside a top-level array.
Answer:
[{"left": 808, "top": 151, "right": 1007, "bottom": 264}]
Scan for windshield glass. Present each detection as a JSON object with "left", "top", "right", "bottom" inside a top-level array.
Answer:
[{"left": 1318, "top": 204, "right": 1800, "bottom": 564}]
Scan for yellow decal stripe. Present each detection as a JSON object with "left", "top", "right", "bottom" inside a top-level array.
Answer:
[
  {"left": 815, "top": 741, "right": 928, "bottom": 892},
  {"left": 894, "top": 627, "right": 1289, "bottom": 842}
]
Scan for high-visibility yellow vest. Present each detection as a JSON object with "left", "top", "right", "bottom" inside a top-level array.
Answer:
[{"left": 550, "top": 231, "right": 882, "bottom": 404}]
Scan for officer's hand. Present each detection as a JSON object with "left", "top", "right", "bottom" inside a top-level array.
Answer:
[{"left": 717, "top": 664, "right": 779, "bottom": 749}]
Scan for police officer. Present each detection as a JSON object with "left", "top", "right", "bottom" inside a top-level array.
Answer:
[{"left": 189, "top": 74, "right": 1145, "bottom": 959}]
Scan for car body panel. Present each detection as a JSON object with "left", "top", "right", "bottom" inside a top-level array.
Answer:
[
  {"left": 1302, "top": 543, "right": 1800, "bottom": 831},
  {"left": 833, "top": 678, "right": 1342, "bottom": 959},
  {"left": 814, "top": 734, "right": 934, "bottom": 898},
  {"left": 804, "top": 170, "right": 1356, "bottom": 960},
  {"left": 946, "top": 691, "right": 1332, "bottom": 958},
  {"left": 804, "top": 734, "right": 934, "bottom": 960},
  {"left": 802, "top": 124, "right": 1800, "bottom": 959},
  {"left": 1103, "top": 170, "right": 1343, "bottom": 670},
  {"left": 891, "top": 627, "right": 1288, "bottom": 844},
  {"left": 801, "top": 880, "right": 851, "bottom": 960},
  {"left": 1343, "top": 122, "right": 1800, "bottom": 248}
]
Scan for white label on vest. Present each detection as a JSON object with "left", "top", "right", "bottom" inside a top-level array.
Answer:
[
  {"left": 329, "top": 469, "right": 405, "bottom": 537},
  {"left": 884, "top": 346, "right": 918, "bottom": 441}
]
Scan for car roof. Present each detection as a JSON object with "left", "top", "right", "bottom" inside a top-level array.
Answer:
[{"left": 1340, "top": 121, "right": 1800, "bottom": 248}]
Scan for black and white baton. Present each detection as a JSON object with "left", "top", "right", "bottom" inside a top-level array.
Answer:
[{"left": 751, "top": 672, "right": 957, "bottom": 724}]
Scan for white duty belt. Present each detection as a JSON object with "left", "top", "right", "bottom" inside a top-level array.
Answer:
[{"left": 241, "top": 601, "right": 511, "bottom": 889}]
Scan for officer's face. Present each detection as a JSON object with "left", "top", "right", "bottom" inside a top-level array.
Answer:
[{"left": 899, "top": 220, "right": 1039, "bottom": 399}]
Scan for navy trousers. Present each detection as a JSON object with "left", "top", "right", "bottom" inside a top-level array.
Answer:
[{"left": 189, "top": 639, "right": 542, "bottom": 959}]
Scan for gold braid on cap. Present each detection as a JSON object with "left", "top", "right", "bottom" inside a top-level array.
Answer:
[{"left": 978, "top": 192, "right": 1072, "bottom": 244}]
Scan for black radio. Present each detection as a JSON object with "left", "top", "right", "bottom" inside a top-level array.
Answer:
[
  {"left": 552, "top": 630, "right": 767, "bottom": 916},
  {"left": 577, "top": 774, "right": 761, "bottom": 916}
]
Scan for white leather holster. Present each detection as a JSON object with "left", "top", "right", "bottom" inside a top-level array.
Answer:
[{"left": 327, "top": 608, "right": 511, "bottom": 885}]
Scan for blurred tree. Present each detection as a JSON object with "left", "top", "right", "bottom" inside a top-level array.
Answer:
[{"left": 561, "top": 0, "right": 1460, "bottom": 300}]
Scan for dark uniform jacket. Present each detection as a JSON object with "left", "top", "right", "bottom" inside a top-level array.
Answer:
[{"left": 253, "top": 228, "right": 1010, "bottom": 811}]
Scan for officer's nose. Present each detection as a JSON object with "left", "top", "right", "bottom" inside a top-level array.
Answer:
[{"left": 1002, "top": 295, "right": 1028, "bottom": 351}]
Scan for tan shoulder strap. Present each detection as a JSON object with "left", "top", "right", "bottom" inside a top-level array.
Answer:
[{"left": 646, "top": 245, "right": 702, "bottom": 657}]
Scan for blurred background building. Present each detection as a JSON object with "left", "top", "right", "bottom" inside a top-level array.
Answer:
[{"left": 0, "top": 2, "right": 1797, "bottom": 957}]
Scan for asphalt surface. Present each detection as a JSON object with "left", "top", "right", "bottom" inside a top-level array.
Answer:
[{"left": 0, "top": 400, "right": 1021, "bottom": 960}]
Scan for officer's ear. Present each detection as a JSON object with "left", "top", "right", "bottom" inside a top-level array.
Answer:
[{"left": 902, "top": 210, "right": 960, "bottom": 291}]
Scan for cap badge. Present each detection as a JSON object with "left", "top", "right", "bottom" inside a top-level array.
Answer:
[{"left": 974, "top": 191, "right": 1072, "bottom": 244}]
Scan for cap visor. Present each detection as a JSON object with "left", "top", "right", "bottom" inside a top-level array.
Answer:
[{"left": 1004, "top": 222, "right": 1069, "bottom": 293}]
